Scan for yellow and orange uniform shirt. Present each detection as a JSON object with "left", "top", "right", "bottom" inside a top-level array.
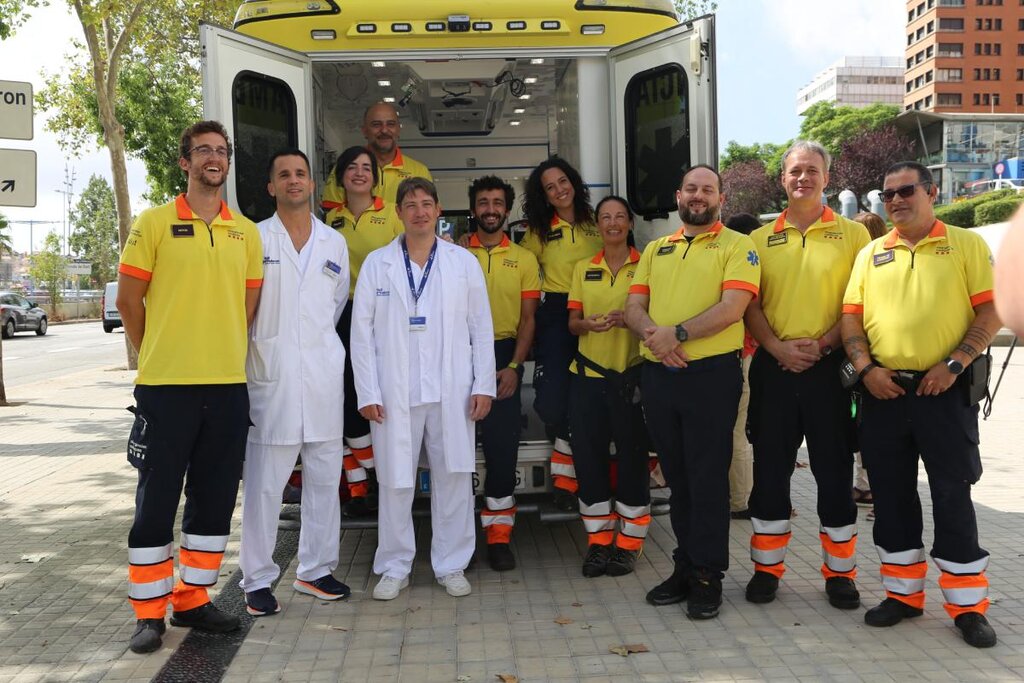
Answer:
[
  {"left": 842, "top": 220, "right": 994, "bottom": 371},
  {"left": 520, "top": 215, "right": 602, "bottom": 294},
  {"left": 749, "top": 207, "right": 870, "bottom": 341},
  {"left": 119, "top": 194, "right": 263, "bottom": 385},
  {"left": 467, "top": 233, "right": 542, "bottom": 341},
  {"left": 630, "top": 222, "right": 761, "bottom": 362},
  {"left": 324, "top": 197, "right": 404, "bottom": 296},
  {"left": 567, "top": 248, "right": 642, "bottom": 376}
]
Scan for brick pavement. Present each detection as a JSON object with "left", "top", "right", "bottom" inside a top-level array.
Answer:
[{"left": 0, "top": 346, "right": 1022, "bottom": 682}]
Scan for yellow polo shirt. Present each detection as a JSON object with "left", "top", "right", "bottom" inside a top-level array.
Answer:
[
  {"left": 568, "top": 248, "right": 642, "bottom": 376},
  {"left": 630, "top": 223, "right": 761, "bottom": 362},
  {"left": 467, "top": 233, "right": 542, "bottom": 341},
  {"left": 320, "top": 147, "right": 433, "bottom": 207},
  {"left": 119, "top": 194, "right": 263, "bottom": 386},
  {"left": 324, "top": 196, "right": 404, "bottom": 296},
  {"left": 520, "top": 216, "right": 602, "bottom": 294},
  {"left": 750, "top": 207, "right": 870, "bottom": 340},
  {"left": 842, "top": 220, "right": 994, "bottom": 371}
]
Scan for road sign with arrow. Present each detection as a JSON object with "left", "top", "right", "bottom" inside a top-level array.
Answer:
[{"left": 0, "top": 148, "right": 37, "bottom": 207}]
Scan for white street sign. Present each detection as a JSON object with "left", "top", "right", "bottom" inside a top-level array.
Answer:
[
  {"left": 0, "top": 148, "right": 36, "bottom": 207},
  {"left": 0, "top": 80, "right": 33, "bottom": 140},
  {"left": 66, "top": 261, "right": 93, "bottom": 277}
]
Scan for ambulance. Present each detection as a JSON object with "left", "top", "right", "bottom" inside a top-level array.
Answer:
[{"left": 202, "top": 0, "right": 717, "bottom": 521}]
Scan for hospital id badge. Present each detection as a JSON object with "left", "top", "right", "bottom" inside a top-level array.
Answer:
[{"left": 409, "top": 316, "right": 427, "bottom": 332}]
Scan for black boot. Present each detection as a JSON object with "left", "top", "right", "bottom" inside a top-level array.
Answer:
[
  {"left": 864, "top": 598, "right": 924, "bottom": 627},
  {"left": 745, "top": 571, "right": 779, "bottom": 604},
  {"left": 170, "top": 602, "right": 241, "bottom": 633},
  {"left": 825, "top": 576, "right": 860, "bottom": 609},
  {"left": 955, "top": 612, "right": 997, "bottom": 648},
  {"left": 687, "top": 570, "right": 723, "bottom": 620},
  {"left": 129, "top": 619, "right": 166, "bottom": 654}
]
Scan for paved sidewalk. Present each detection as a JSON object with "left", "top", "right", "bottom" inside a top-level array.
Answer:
[{"left": 0, "top": 347, "right": 1022, "bottom": 682}]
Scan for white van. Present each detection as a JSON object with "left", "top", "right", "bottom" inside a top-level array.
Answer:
[{"left": 102, "top": 281, "right": 121, "bottom": 333}]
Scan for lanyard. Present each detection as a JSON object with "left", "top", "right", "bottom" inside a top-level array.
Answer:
[{"left": 401, "top": 237, "right": 437, "bottom": 313}]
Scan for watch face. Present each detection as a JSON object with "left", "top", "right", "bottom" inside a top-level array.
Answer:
[{"left": 948, "top": 359, "right": 964, "bottom": 374}]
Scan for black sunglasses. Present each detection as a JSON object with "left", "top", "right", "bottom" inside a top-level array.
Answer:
[{"left": 880, "top": 182, "right": 931, "bottom": 202}]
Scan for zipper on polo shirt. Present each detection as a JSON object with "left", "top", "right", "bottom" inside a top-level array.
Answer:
[{"left": 204, "top": 222, "right": 214, "bottom": 247}]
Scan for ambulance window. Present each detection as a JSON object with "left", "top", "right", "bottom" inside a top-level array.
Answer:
[
  {"left": 232, "top": 71, "right": 298, "bottom": 222},
  {"left": 624, "top": 64, "right": 690, "bottom": 218}
]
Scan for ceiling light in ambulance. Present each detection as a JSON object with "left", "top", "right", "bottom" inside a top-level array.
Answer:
[
  {"left": 391, "top": 23, "right": 412, "bottom": 33},
  {"left": 356, "top": 23, "right": 376, "bottom": 33},
  {"left": 509, "top": 120, "right": 522, "bottom": 126},
  {"left": 541, "top": 21, "right": 561, "bottom": 30},
  {"left": 530, "top": 59, "right": 545, "bottom": 65},
  {"left": 513, "top": 108, "right": 526, "bottom": 114},
  {"left": 383, "top": 97, "right": 396, "bottom": 103},
  {"left": 524, "top": 77, "right": 538, "bottom": 84},
  {"left": 378, "top": 80, "right": 392, "bottom": 87},
  {"left": 426, "top": 22, "right": 445, "bottom": 32},
  {"left": 473, "top": 21, "right": 492, "bottom": 31},
  {"left": 507, "top": 21, "right": 526, "bottom": 31},
  {"left": 371, "top": 61, "right": 386, "bottom": 68},
  {"left": 310, "top": 29, "right": 336, "bottom": 40}
]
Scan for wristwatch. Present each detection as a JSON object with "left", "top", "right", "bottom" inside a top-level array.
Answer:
[
  {"left": 507, "top": 361, "right": 520, "bottom": 370},
  {"left": 674, "top": 324, "right": 689, "bottom": 342},
  {"left": 945, "top": 357, "right": 965, "bottom": 375}
]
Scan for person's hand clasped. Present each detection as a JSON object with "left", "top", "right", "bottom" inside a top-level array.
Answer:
[
  {"left": 643, "top": 326, "right": 689, "bottom": 368},
  {"left": 770, "top": 338, "right": 820, "bottom": 372},
  {"left": 862, "top": 367, "right": 904, "bottom": 400}
]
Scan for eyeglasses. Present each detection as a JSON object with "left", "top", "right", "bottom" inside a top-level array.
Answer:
[
  {"left": 880, "top": 182, "right": 930, "bottom": 202},
  {"left": 188, "top": 145, "right": 231, "bottom": 160}
]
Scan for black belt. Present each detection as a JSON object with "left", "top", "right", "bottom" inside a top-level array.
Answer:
[
  {"left": 645, "top": 351, "right": 740, "bottom": 373},
  {"left": 892, "top": 369, "right": 927, "bottom": 394}
]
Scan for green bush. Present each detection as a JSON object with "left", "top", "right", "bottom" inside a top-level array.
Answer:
[
  {"left": 935, "top": 189, "right": 1017, "bottom": 228},
  {"left": 974, "top": 197, "right": 1024, "bottom": 226}
]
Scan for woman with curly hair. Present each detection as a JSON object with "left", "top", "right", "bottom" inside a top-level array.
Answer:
[{"left": 520, "top": 157, "right": 602, "bottom": 506}]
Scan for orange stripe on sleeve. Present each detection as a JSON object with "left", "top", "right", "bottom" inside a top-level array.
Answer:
[
  {"left": 970, "top": 290, "right": 994, "bottom": 307},
  {"left": 246, "top": 278, "right": 263, "bottom": 289},
  {"left": 119, "top": 263, "right": 153, "bottom": 282},
  {"left": 521, "top": 290, "right": 541, "bottom": 300},
  {"left": 842, "top": 304, "right": 864, "bottom": 314},
  {"left": 723, "top": 280, "right": 759, "bottom": 296},
  {"left": 628, "top": 284, "right": 650, "bottom": 296},
  {"left": 567, "top": 300, "right": 583, "bottom": 310}
]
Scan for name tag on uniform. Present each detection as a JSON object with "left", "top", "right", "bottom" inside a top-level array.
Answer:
[
  {"left": 323, "top": 260, "right": 341, "bottom": 278},
  {"left": 657, "top": 244, "right": 676, "bottom": 255},
  {"left": 409, "top": 316, "right": 427, "bottom": 332},
  {"left": 171, "top": 224, "right": 194, "bottom": 237},
  {"left": 548, "top": 228, "right": 564, "bottom": 241},
  {"left": 873, "top": 250, "right": 895, "bottom": 267},
  {"left": 584, "top": 269, "right": 603, "bottom": 281},
  {"left": 767, "top": 233, "right": 788, "bottom": 247}
]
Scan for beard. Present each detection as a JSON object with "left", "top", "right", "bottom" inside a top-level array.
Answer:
[
  {"left": 678, "top": 204, "right": 719, "bottom": 226},
  {"left": 475, "top": 213, "right": 507, "bottom": 234},
  {"left": 195, "top": 168, "right": 226, "bottom": 189}
]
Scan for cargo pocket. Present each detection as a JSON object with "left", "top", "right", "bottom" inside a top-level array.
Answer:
[{"left": 126, "top": 406, "right": 153, "bottom": 469}]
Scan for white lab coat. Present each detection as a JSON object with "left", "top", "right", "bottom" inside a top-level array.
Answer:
[
  {"left": 246, "top": 213, "right": 349, "bottom": 445},
  {"left": 350, "top": 236, "right": 496, "bottom": 488}
]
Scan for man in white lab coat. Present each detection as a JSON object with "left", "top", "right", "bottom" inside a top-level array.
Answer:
[
  {"left": 351, "top": 177, "right": 496, "bottom": 600},
  {"left": 238, "top": 149, "right": 351, "bottom": 616}
]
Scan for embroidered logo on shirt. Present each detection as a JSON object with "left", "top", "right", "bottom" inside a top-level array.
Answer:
[
  {"left": 824, "top": 231, "right": 844, "bottom": 240},
  {"left": 376, "top": 288, "right": 390, "bottom": 297},
  {"left": 262, "top": 257, "right": 280, "bottom": 265},
  {"left": 227, "top": 230, "right": 245, "bottom": 241},
  {"left": 747, "top": 250, "right": 760, "bottom": 266},
  {"left": 935, "top": 246, "right": 954, "bottom": 256}
]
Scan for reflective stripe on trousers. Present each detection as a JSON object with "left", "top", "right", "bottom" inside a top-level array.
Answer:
[
  {"left": 346, "top": 433, "right": 375, "bottom": 469},
  {"left": 819, "top": 524, "right": 857, "bottom": 579},
  {"left": 128, "top": 542, "right": 174, "bottom": 603},
  {"left": 551, "top": 438, "right": 577, "bottom": 493},
  {"left": 481, "top": 495, "right": 517, "bottom": 544},
  {"left": 615, "top": 501, "right": 650, "bottom": 551},
  {"left": 750, "top": 517, "right": 791, "bottom": 577},
  {"left": 579, "top": 499, "right": 616, "bottom": 546},
  {"left": 936, "top": 555, "right": 990, "bottom": 618},
  {"left": 878, "top": 546, "right": 927, "bottom": 609}
]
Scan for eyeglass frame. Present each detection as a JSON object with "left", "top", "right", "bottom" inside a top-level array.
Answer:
[
  {"left": 187, "top": 144, "right": 232, "bottom": 160},
  {"left": 880, "top": 181, "right": 931, "bottom": 203}
]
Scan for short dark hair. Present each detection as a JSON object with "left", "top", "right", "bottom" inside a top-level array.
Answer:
[
  {"left": 396, "top": 177, "right": 439, "bottom": 206},
  {"left": 180, "top": 120, "right": 232, "bottom": 161},
  {"left": 680, "top": 164, "right": 723, "bottom": 192},
  {"left": 334, "top": 146, "right": 380, "bottom": 190},
  {"left": 724, "top": 212, "right": 761, "bottom": 235},
  {"left": 267, "top": 148, "right": 311, "bottom": 179},
  {"left": 595, "top": 195, "right": 634, "bottom": 223},
  {"left": 884, "top": 160, "right": 933, "bottom": 186},
  {"left": 469, "top": 175, "right": 515, "bottom": 210}
]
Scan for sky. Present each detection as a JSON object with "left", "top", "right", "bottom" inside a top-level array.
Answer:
[{"left": 0, "top": 0, "right": 905, "bottom": 253}]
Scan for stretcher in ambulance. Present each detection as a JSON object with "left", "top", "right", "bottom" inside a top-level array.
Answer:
[{"left": 202, "top": 0, "right": 717, "bottom": 522}]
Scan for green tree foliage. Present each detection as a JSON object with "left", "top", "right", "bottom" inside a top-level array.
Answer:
[
  {"left": 720, "top": 140, "right": 788, "bottom": 177},
  {"left": 0, "top": 212, "right": 11, "bottom": 255},
  {"left": 798, "top": 102, "right": 902, "bottom": 158},
  {"left": 70, "top": 175, "right": 119, "bottom": 287},
  {"left": 30, "top": 233, "right": 68, "bottom": 313},
  {"left": 674, "top": 0, "right": 717, "bottom": 19}
]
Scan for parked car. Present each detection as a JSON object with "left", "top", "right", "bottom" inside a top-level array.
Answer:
[
  {"left": 0, "top": 291, "right": 47, "bottom": 338},
  {"left": 102, "top": 281, "right": 121, "bottom": 333}
]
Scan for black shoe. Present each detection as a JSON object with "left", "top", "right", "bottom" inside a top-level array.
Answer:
[
  {"left": 245, "top": 587, "right": 281, "bottom": 616},
  {"left": 646, "top": 565, "right": 689, "bottom": 606},
  {"left": 825, "top": 576, "right": 861, "bottom": 610},
  {"left": 553, "top": 490, "right": 578, "bottom": 513},
  {"left": 955, "top": 612, "right": 997, "bottom": 648},
  {"left": 745, "top": 571, "right": 779, "bottom": 604},
  {"left": 606, "top": 547, "right": 641, "bottom": 577},
  {"left": 170, "top": 602, "right": 241, "bottom": 633},
  {"left": 730, "top": 509, "right": 752, "bottom": 520},
  {"left": 687, "top": 572, "right": 723, "bottom": 620},
  {"left": 487, "top": 543, "right": 516, "bottom": 572},
  {"left": 342, "top": 496, "right": 373, "bottom": 518},
  {"left": 129, "top": 619, "right": 165, "bottom": 654},
  {"left": 294, "top": 574, "right": 351, "bottom": 600},
  {"left": 864, "top": 598, "right": 924, "bottom": 627},
  {"left": 581, "top": 544, "right": 612, "bottom": 578}
]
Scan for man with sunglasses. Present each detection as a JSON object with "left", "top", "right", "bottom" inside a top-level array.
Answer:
[
  {"left": 842, "top": 161, "right": 1002, "bottom": 648},
  {"left": 743, "top": 140, "right": 870, "bottom": 611},
  {"left": 117, "top": 120, "right": 264, "bottom": 653}
]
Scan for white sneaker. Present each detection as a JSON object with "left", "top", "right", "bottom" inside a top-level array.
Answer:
[
  {"left": 372, "top": 575, "right": 409, "bottom": 600},
  {"left": 437, "top": 571, "right": 471, "bottom": 597}
]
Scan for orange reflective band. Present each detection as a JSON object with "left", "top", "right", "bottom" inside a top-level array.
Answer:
[
  {"left": 246, "top": 278, "right": 263, "bottom": 289},
  {"left": 819, "top": 533, "right": 857, "bottom": 559},
  {"left": 970, "top": 290, "right": 994, "bottom": 307},
  {"left": 347, "top": 481, "right": 369, "bottom": 498},
  {"left": 624, "top": 514, "right": 652, "bottom": 527},
  {"left": 616, "top": 534, "right": 644, "bottom": 551},
  {"left": 342, "top": 455, "right": 362, "bottom": 471},
  {"left": 522, "top": 290, "right": 541, "bottom": 299},
  {"left": 938, "top": 573, "right": 989, "bottom": 590},
  {"left": 754, "top": 562, "right": 786, "bottom": 578},
  {"left": 887, "top": 591, "right": 925, "bottom": 610},
  {"left": 486, "top": 525, "right": 513, "bottom": 544},
  {"left": 170, "top": 581, "right": 210, "bottom": 612},
  {"left": 553, "top": 475, "right": 578, "bottom": 493},
  {"left": 945, "top": 598, "right": 989, "bottom": 619},
  {"left": 551, "top": 452, "right": 574, "bottom": 465},
  {"left": 751, "top": 533, "right": 792, "bottom": 551},
  {"left": 821, "top": 565, "right": 857, "bottom": 579},
  {"left": 628, "top": 284, "right": 651, "bottom": 296},
  {"left": 588, "top": 532, "right": 614, "bottom": 546},
  {"left": 722, "top": 280, "right": 759, "bottom": 297},
  {"left": 128, "top": 559, "right": 174, "bottom": 584},
  {"left": 842, "top": 304, "right": 864, "bottom": 315},
  {"left": 352, "top": 445, "right": 374, "bottom": 464},
  {"left": 179, "top": 548, "right": 223, "bottom": 571},
  {"left": 129, "top": 597, "right": 169, "bottom": 619},
  {"left": 119, "top": 263, "right": 153, "bottom": 282},
  {"left": 881, "top": 562, "right": 928, "bottom": 580},
  {"left": 567, "top": 300, "right": 583, "bottom": 310}
]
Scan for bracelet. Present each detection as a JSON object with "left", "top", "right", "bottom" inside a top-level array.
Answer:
[
  {"left": 857, "top": 362, "right": 878, "bottom": 381},
  {"left": 507, "top": 362, "right": 519, "bottom": 370}
]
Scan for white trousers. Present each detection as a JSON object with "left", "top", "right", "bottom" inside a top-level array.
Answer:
[
  {"left": 239, "top": 438, "right": 344, "bottom": 592},
  {"left": 374, "top": 403, "right": 475, "bottom": 580}
]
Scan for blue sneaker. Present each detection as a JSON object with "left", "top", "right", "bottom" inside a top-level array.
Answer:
[
  {"left": 294, "top": 574, "right": 351, "bottom": 601},
  {"left": 245, "top": 588, "right": 281, "bottom": 617}
]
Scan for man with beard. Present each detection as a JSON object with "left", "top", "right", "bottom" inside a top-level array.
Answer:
[
  {"left": 321, "top": 102, "right": 432, "bottom": 207},
  {"left": 625, "top": 165, "right": 760, "bottom": 620},
  {"left": 465, "top": 176, "right": 541, "bottom": 571},
  {"left": 117, "top": 120, "right": 263, "bottom": 653},
  {"left": 742, "top": 141, "right": 870, "bottom": 610}
]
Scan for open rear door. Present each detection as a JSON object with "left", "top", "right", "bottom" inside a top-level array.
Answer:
[
  {"left": 201, "top": 23, "right": 313, "bottom": 223},
  {"left": 609, "top": 15, "right": 716, "bottom": 234}
]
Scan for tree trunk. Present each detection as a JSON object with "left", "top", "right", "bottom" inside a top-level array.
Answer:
[{"left": 0, "top": 333, "right": 7, "bottom": 406}]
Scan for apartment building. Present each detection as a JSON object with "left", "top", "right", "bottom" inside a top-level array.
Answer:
[{"left": 796, "top": 57, "right": 904, "bottom": 115}]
